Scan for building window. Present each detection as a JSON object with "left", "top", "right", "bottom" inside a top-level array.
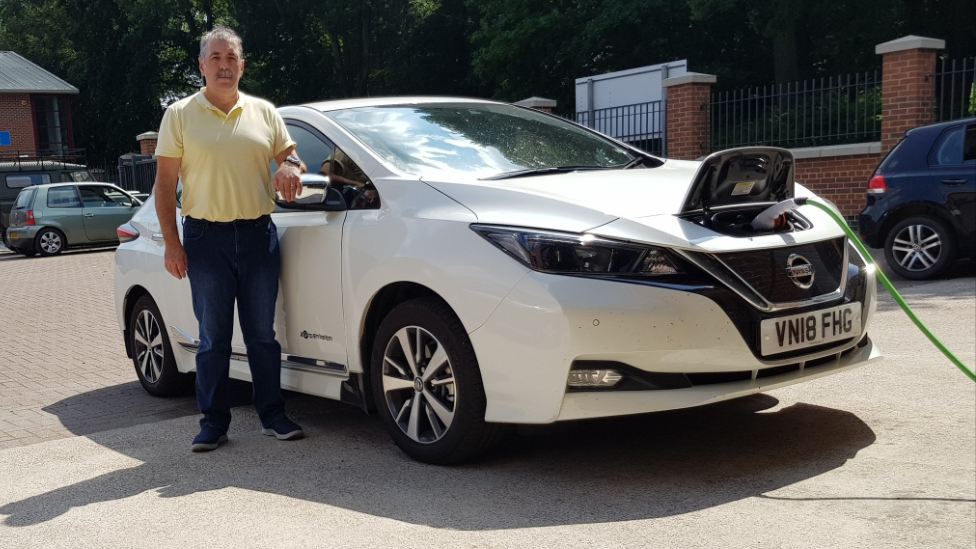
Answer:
[{"left": 33, "top": 96, "right": 73, "bottom": 153}]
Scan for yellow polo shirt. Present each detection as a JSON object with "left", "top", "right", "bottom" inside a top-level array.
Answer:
[{"left": 155, "top": 89, "right": 296, "bottom": 222}]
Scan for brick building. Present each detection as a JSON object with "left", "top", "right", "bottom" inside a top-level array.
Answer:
[{"left": 0, "top": 51, "right": 79, "bottom": 154}]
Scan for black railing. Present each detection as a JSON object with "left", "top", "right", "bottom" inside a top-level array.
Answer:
[
  {"left": 711, "top": 72, "right": 882, "bottom": 151},
  {"left": 0, "top": 149, "right": 87, "bottom": 169},
  {"left": 935, "top": 57, "right": 976, "bottom": 122},
  {"left": 117, "top": 155, "right": 157, "bottom": 195},
  {"left": 577, "top": 101, "right": 666, "bottom": 156}
]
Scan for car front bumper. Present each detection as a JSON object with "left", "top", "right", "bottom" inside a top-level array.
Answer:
[{"left": 470, "top": 262, "right": 880, "bottom": 424}]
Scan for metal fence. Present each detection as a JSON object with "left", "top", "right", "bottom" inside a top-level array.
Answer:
[
  {"left": 935, "top": 57, "right": 976, "bottom": 122},
  {"left": 576, "top": 100, "right": 666, "bottom": 156},
  {"left": 116, "top": 155, "right": 157, "bottom": 194},
  {"left": 87, "top": 161, "right": 120, "bottom": 185},
  {"left": 711, "top": 71, "right": 882, "bottom": 151}
]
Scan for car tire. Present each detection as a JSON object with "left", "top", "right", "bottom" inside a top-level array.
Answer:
[
  {"left": 130, "top": 295, "right": 192, "bottom": 397},
  {"left": 35, "top": 228, "right": 66, "bottom": 256},
  {"left": 883, "top": 216, "right": 956, "bottom": 280},
  {"left": 371, "top": 296, "right": 504, "bottom": 464}
]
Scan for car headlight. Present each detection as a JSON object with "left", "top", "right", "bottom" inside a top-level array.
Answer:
[{"left": 471, "top": 225, "right": 682, "bottom": 276}]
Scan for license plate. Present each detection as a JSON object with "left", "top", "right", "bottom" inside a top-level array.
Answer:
[{"left": 760, "top": 303, "right": 861, "bottom": 356}]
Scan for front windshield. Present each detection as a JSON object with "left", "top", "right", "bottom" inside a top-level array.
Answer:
[{"left": 324, "top": 103, "right": 636, "bottom": 178}]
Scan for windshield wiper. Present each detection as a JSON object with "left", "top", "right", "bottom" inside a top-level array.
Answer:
[{"left": 482, "top": 165, "right": 613, "bottom": 181}]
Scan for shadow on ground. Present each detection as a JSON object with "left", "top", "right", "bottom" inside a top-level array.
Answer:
[{"left": 1, "top": 389, "right": 877, "bottom": 530}]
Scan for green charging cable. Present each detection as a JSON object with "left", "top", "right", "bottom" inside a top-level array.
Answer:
[{"left": 804, "top": 198, "right": 976, "bottom": 382}]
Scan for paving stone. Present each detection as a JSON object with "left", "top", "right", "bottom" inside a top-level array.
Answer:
[{"left": 0, "top": 248, "right": 200, "bottom": 447}]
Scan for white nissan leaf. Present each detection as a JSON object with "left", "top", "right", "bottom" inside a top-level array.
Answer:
[{"left": 114, "top": 97, "right": 882, "bottom": 464}]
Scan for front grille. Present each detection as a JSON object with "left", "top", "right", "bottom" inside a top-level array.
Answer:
[{"left": 713, "top": 237, "right": 846, "bottom": 304}]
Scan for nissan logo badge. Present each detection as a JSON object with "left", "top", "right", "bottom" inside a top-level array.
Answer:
[{"left": 786, "top": 254, "right": 815, "bottom": 289}]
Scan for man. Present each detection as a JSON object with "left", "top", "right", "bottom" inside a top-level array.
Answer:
[{"left": 154, "top": 25, "right": 306, "bottom": 452}]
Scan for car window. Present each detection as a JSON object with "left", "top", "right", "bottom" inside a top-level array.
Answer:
[
  {"left": 929, "top": 125, "right": 966, "bottom": 166},
  {"left": 324, "top": 103, "right": 636, "bottom": 178},
  {"left": 6, "top": 173, "right": 51, "bottom": 189},
  {"left": 46, "top": 187, "right": 82, "bottom": 208},
  {"left": 60, "top": 170, "right": 94, "bottom": 183},
  {"left": 276, "top": 122, "right": 376, "bottom": 210},
  {"left": 79, "top": 186, "right": 130, "bottom": 207},
  {"left": 285, "top": 123, "right": 335, "bottom": 176},
  {"left": 13, "top": 188, "right": 36, "bottom": 209}
]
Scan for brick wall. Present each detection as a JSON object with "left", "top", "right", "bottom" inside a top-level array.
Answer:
[
  {"left": 880, "top": 48, "right": 938, "bottom": 152},
  {"left": 665, "top": 83, "right": 712, "bottom": 160},
  {"left": 0, "top": 94, "right": 37, "bottom": 151},
  {"left": 795, "top": 153, "right": 882, "bottom": 218},
  {"left": 139, "top": 139, "right": 157, "bottom": 155}
]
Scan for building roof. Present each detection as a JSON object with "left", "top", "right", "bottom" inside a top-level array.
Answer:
[{"left": 0, "top": 51, "right": 79, "bottom": 94}]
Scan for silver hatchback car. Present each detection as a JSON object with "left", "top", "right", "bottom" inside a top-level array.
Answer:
[{"left": 5, "top": 182, "right": 142, "bottom": 256}]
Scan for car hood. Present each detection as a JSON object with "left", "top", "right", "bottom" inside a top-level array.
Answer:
[
  {"left": 422, "top": 159, "right": 700, "bottom": 234},
  {"left": 422, "top": 154, "right": 842, "bottom": 253}
]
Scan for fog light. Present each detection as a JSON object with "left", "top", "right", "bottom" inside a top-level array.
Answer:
[{"left": 567, "top": 369, "right": 623, "bottom": 388}]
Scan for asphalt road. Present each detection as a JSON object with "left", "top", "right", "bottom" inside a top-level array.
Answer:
[{"left": 0, "top": 245, "right": 973, "bottom": 549}]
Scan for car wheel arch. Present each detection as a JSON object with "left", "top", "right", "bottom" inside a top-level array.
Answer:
[
  {"left": 122, "top": 285, "right": 152, "bottom": 359},
  {"left": 357, "top": 282, "right": 463, "bottom": 414},
  {"left": 878, "top": 201, "right": 961, "bottom": 248}
]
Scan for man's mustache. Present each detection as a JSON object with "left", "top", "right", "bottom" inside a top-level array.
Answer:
[{"left": 216, "top": 70, "right": 233, "bottom": 78}]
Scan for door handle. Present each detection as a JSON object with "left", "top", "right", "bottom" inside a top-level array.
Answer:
[
  {"left": 942, "top": 179, "right": 967, "bottom": 186},
  {"left": 84, "top": 213, "right": 95, "bottom": 218},
  {"left": 151, "top": 233, "right": 165, "bottom": 242}
]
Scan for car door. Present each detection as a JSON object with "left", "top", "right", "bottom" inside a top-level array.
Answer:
[
  {"left": 262, "top": 120, "right": 348, "bottom": 370},
  {"left": 929, "top": 123, "right": 976, "bottom": 240},
  {"left": 41, "top": 186, "right": 86, "bottom": 241},
  {"left": 79, "top": 185, "right": 138, "bottom": 242},
  {"left": 143, "top": 183, "right": 202, "bottom": 353}
]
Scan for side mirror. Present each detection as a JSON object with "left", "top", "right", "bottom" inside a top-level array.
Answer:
[{"left": 276, "top": 174, "right": 346, "bottom": 211}]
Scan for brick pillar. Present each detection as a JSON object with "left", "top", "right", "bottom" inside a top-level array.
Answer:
[
  {"left": 663, "top": 73, "right": 716, "bottom": 160},
  {"left": 876, "top": 35, "right": 945, "bottom": 153},
  {"left": 136, "top": 131, "right": 158, "bottom": 155}
]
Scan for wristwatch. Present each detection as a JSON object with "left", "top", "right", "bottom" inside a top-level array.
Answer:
[{"left": 284, "top": 155, "right": 302, "bottom": 168}]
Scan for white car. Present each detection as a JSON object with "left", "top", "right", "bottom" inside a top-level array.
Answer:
[{"left": 114, "top": 97, "right": 882, "bottom": 464}]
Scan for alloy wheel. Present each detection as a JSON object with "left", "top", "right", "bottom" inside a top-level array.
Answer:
[
  {"left": 39, "top": 231, "right": 63, "bottom": 254},
  {"left": 891, "top": 224, "right": 942, "bottom": 272},
  {"left": 134, "top": 309, "right": 165, "bottom": 383},
  {"left": 381, "top": 326, "right": 456, "bottom": 444}
]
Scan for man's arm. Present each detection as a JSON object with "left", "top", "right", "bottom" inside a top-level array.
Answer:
[
  {"left": 273, "top": 146, "right": 303, "bottom": 202},
  {"left": 155, "top": 156, "right": 187, "bottom": 279}
]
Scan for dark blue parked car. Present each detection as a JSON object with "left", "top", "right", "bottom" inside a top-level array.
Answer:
[{"left": 859, "top": 118, "right": 975, "bottom": 279}]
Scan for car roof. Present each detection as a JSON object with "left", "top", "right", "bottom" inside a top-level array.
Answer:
[
  {"left": 0, "top": 161, "right": 88, "bottom": 172},
  {"left": 910, "top": 117, "right": 975, "bottom": 135},
  {"left": 300, "top": 96, "right": 506, "bottom": 113},
  {"left": 27, "top": 182, "right": 121, "bottom": 190}
]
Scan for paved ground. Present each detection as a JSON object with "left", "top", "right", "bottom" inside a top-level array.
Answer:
[{"left": 0, "top": 244, "right": 973, "bottom": 548}]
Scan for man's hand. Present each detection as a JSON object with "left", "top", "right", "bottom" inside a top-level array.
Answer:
[
  {"left": 165, "top": 242, "right": 189, "bottom": 279},
  {"left": 274, "top": 163, "right": 303, "bottom": 202}
]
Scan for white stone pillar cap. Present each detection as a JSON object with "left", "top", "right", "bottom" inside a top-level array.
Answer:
[
  {"left": 662, "top": 73, "right": 717, "bottom": 88},
  {"left": 876, "top": 35, "right": 945, "bottom": 55},
  {"left": 136, "top": 131, "right": 159, "bottom": 141}
]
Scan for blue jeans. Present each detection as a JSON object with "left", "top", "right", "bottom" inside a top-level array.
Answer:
[{"left": 183, "top": 215, "right": 285, "bottom": 434}]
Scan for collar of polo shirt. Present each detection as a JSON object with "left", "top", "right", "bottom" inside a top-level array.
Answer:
[{"left": 195, "top": 87, "right": 247, "bottom": 115}]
